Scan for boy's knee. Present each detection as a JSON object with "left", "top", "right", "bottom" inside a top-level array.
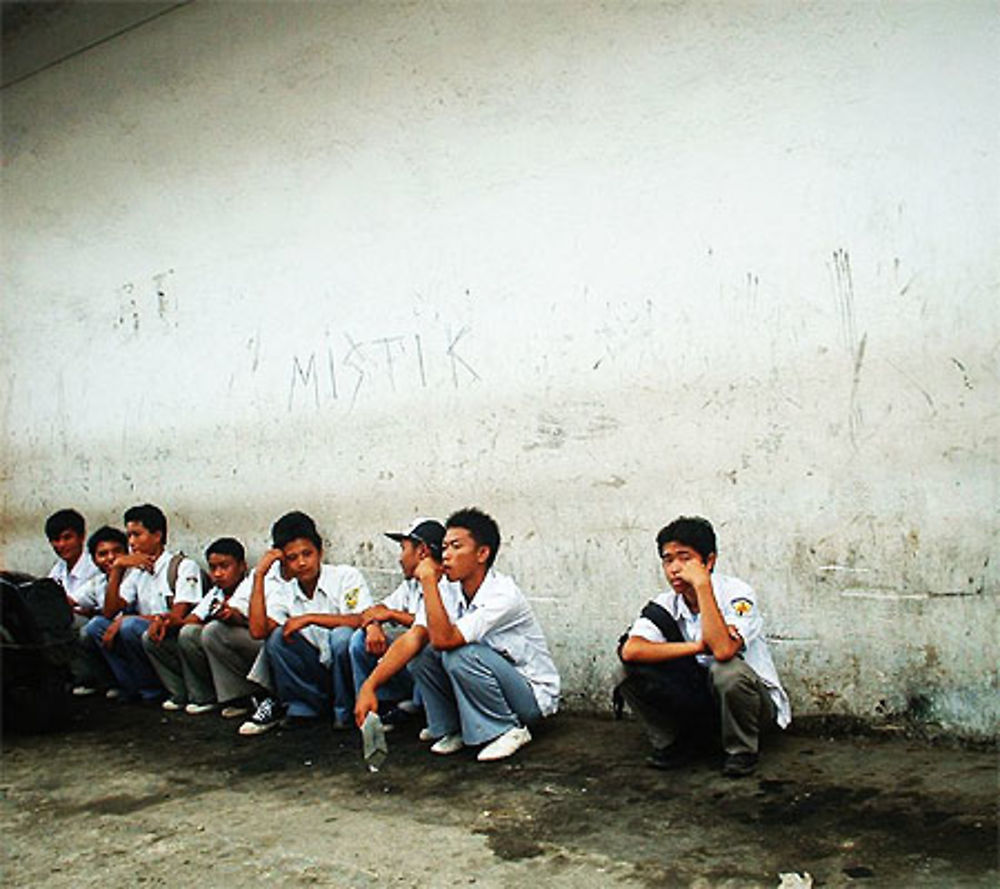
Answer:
[
  {"left": 348, "top": 627, "right": 367, "bottom": 657},
  {"left": 328, "top": 626, "right": 353, "bottom": 652},
  {"left": 178, "top": 623, "right": 201, "bottom": 648},
  {"left": 710, "top": 658, "right": 754, "bottom": 697},
  {"left": 200, "top": 620, "right": 223, "bottom": 651}
]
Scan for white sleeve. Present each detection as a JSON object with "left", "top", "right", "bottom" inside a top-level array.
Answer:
[
  {"left": 338, "top": 567, "right": 372, "bottom": 614},
  {"left": 173, "top": 558, "right": 205, "bottom": 605}
]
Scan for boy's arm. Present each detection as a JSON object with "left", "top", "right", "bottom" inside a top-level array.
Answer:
[
  {"left": 249, "top": 551, "right": 282, "bottom": 640},
  {"left": 677, "top": 561, "right": 742, "bottom": 661},
  {"left": 282, "top": 611, "right": 363, "bottom": 641},
  {"left": 103, "top": 551, "right": 154, "bottom": 618},
  {"left": 354, "top": 625, "right": 428, "bottom": 727},
  {"left": 620, "top": 635, "right": 706, "bottom": 662},
  {"left": 414, "top": 559, "right": 466, "bottom": 651}
]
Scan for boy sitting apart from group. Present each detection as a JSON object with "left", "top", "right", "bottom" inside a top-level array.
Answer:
[
  {"left": 45, "top": 508, "right": 100, "bottom": 601},
  {"left": 617, "top": 515, "right": 790, "bottom": 777},
  {"left": 356, "top": 507, "right": 560, "bottom": 762},
  {"left": 143, "top": 537, "right": 247, "bottom": 714},
  {"left": 84, "top": 504, "right": 205, "bottom": 704},
  {"left": 239, "top": 511, "right": 372, "bottom": 736}
]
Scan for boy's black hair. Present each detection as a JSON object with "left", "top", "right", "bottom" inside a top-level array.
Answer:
[
  {"left": 655, "top": 516, "right": 717, "bottom": 562},
  {"left": 446, "top": 507, "right": 501, "bottom": 569},
  {"left": 45, "top": 508, "right": 85, "bottom": 540},
  {"left": 271, "top": 511, "right": 322, "bottom": 551},
  {"left": 123, "top": 503, "right": 168, "bottom": 543},
  {"left": 87, "top": 525, "right": 128, "bottom": 557},
  {"left": 206, "top": 537, "right": 246, "bottom": 563}
]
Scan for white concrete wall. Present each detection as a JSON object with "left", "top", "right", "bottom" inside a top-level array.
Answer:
[{"left": 2, "top": 1, "right": 997, "bottom": 735}]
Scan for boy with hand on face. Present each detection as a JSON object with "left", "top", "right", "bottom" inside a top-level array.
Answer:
[
  {"left": 83, "top": 503, "right": 204, "bottom": 704},
  {"left": 238, "top": 511, "right": 371, "bottom": 736},
  {"left": 45, "top": 509, "right": 100, "bottom": 601},
  {"left": 72, "top": 526, "right": 128, "bottom": 695},
  {"left": 348, "top": 518, "right": 449, "bottom": 718},
  {"left": 143, "top": 538, "right": 248, "bottom": 714},
  {"left": 618, "top": 516, "right": 790, "bottom": 777},
  {"left": 356, "top": 508, "right": 559, "bottom": 762}
]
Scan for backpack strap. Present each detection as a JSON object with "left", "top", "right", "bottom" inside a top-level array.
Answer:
[
  {"left": 166, "top": 552, "right": 185, "bottom": 602},
  {"left": 638, "top": 600, "right": 685, "bottom": 643}
]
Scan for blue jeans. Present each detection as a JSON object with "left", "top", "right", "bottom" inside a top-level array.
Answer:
[
  {"left": 410, "top": 643, "right": 542, "bottom": 745},
  {"left": 83, "top": 615, "right": 163, "bottom": 701},
  {"left": 265, "top": 626, "right": 355, "bottom": 722},
  {"left": 348, "top": 627, "right": 415, "bottom": 702}
]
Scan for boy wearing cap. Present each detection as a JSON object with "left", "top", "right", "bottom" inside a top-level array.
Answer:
[
  {"left": 356, "top": 507, "right": 560, "bottom": 762},
  {"left": 238, "top": 511, "right": 372, "bottom": 735},
  {"left": 348, "top": 519, "right": 446, "bottom": 712},
  {"left": 618, "top": 515, "right": 790, "bottom": 777},
  {"left": 45, "top": 508, "right": 100, "bottom": 600}
]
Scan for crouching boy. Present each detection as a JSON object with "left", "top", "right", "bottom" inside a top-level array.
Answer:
[
  {"left": 618, "top": 516, "right": 790, "bottom": 777},
  {"left": 143, "top": 538, "right": 247, "bottom": 714}
]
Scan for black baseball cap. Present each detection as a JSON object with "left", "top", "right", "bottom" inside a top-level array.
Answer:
[{"left": 384, "top": 518, "right": 445, "bottom": 560}]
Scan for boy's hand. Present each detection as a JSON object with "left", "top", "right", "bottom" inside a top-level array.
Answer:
[
  {"left": 282, "top": 614, "right": 311, "bottom": 641},
  {"left": 147, "top": 615, "right": 168, "bottom": 644},
  {"left": 675, "top": 558, "right": 712, "bottom": 594},
  {"left": 354, "top": 684, "right": 379, "bottom": 728},
  {"left": 102, "top": 616, "right": 124, "bottom": 649},
  {"left": 115, "top": 551, "right": 156, "bottom": 573},
  {"left": 362, "top": 604, "right": 392, "bottom": 626},
  {"left": 256, "top": 548, "right": 284, "bottom": 575},
  {"left": 365, "top": 622, "right": 388, "bottom": 656},
  {"left": 413, "top": 557, "right": 443, "bottom": 584}
]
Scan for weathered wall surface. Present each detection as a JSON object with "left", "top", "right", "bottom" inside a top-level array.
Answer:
[{"left": 2, "top": 1, "right": 997, "bottom": 735}]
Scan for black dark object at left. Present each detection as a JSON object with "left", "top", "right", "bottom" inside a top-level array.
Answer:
[{"left": 1, "top": 572, "right": 76, "bottom": 732}]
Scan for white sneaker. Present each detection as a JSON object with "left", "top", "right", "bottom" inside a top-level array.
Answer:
[
  {"left": 418, "top": 727, "right": 435, "bottom": 742},
  {"left": 185, "top": 701, "right": 217, "bottom": 715},
  {"left": 430, "top": 732, "right": 465, "bottom": 755},
  {"left": 105, "top": 688, "right": 121, "bottom": 700},
  {"left": 161, "top": 698, "right": 185, "bottom": 712},
  {"left": 238, "top": 696, "right": 285, "bottom": 736},
  {"left": 397, "top": 699, "right": 420, "bottom": 715},
  {"left": 221, "top": 703, "right": 251, "bottom": 719},
  {"left": 477, "top": 726, "right": 532, "bottom": 762},
  {"left": 72, "top": 686, "right": 97, "bottom": 697}
]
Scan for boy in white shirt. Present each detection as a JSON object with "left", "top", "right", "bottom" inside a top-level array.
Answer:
[
  {"left": 239, "top": 512, "right": 371, "bottom": 735},
  {"left": 143, "top": 538, "right": 247, "bottom": 714},
  {"left": 357, "top": 508, "right": 560, "bottom": 762},
  {"left": 83, "top": 504, "right": 204, "bottom": 703},
  {"left": 618, "top": 515, "right": 791, "bottom": 777},
  {"left": 45, "top": 509, "right": 100, "bottom": 601}
]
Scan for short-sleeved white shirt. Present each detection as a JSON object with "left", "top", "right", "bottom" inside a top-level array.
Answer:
[
  {"left": 416, "top": 570, "right": 560, "bottom": 717},
  {"left": 629, "top": 573, "right": 791, "bottom": 728},
  {"left": 190, "top": 586, "right": 229, "bottom": 622},
  {"left": 381, "top": 577, "right": 422, "bottom": 615},
  {"left": 118, "top": 550, "right": 204, "bottom": 616},
  {"left": 49, "top": 551, "right": 100, "bottom": 600},
  {"left": 70, "top": 572, "right": 108, "bottom": 613},
  {"left": 267, "top": 564, "right": 372, "bottom": 664},
  {"left": 227, "top": 562, "right": 290, "bottom": 619}
]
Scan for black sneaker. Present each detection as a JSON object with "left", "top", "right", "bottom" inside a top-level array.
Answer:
[
  {"left": 646, "top": 743, "right": 693, "bottom": 770},
  {"left": 238, "top": 696, "right": 285, "bottom": 736},
  {"left": 722, "top": 752, "right": 759, "bottom": 777}
]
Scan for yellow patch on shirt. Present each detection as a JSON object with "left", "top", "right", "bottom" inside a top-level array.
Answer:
[
  {"left": 731, "top": 597, "right": 753, "bottom": 617},
  {"left": 345, "top": 587, "right": 359, "bottom": 610}
]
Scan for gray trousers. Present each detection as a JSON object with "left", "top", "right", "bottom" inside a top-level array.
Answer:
[
  {"left": 142, "top": 624, "right": 216, "bottom": 706},
  {"left": 200, "top": 620, "right": 266, "bottom": 703},
  {"left": 619, "top": 656, "right": 776, "bottom": 755}
]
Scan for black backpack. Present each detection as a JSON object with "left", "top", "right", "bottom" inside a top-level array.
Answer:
[{"left": 1, "top": 573, "right": 76, "bottom": 732}]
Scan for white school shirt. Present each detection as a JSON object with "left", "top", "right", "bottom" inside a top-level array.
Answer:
[
  {"left": 267, "top": 564, "right": 372, "bottom": 665},
  {"left": 70, "top": 572, "right": 108, "bottom": 613},
  {"left": 49, "top": 550, "right": 100, "bottom": 600},
  {"left": 118, "top": 550, "right": 204, "bottom": 616},
  {"left": 629, "top": 573, "right": 791, "bottom": 728},
  {"left": 189, "top": 586, "right": 230, "bottom": 622},
  {"left": 416, "top": 570, "right": 560, "bottom": 717},
  {"left": 227, "top": 562, "right": 291, "bottom": 619}
]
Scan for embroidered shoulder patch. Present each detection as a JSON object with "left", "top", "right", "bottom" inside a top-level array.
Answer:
[
  {"left": 345, "top": 587, "right": 359, "bottom": 610},
  {"left": 731, "top": 597, "right": 753, "bottom": 617}
]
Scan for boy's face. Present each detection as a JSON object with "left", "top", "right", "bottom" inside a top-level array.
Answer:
[
  {"left": 660, "top": 541, "right": 716, "bottom": 596},
  {"left": 50, "top": 529, "right": 85, "bottom": 566},
  {"left": 126, "top": 521, "right": 163, "bottom": 556},
  {"left": 398, "top": 539, "right": 421, "bottom": 579},
  {"left": 208, "top": 553, "right": 246, "bottom": 593},
  {"left": 282, "top": 537, "right": 321, "bottom": 587},
  {"left": 93, "top": 540, "right": 126, "bottom": 575},
  {"left": 441, "top": 527, "right": 489, "bottom": 583}
]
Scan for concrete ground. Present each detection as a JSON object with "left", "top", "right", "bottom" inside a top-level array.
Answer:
[{"left": 1, "top": 698, "right": 996, "bottom": 889}]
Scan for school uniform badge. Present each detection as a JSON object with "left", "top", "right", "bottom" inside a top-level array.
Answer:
[
  {"left": 731, "top": 597, "right": 753, "bottom": 616},
  {"left": 345, "top": 587, "right": 359, "bottom": 610}
]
